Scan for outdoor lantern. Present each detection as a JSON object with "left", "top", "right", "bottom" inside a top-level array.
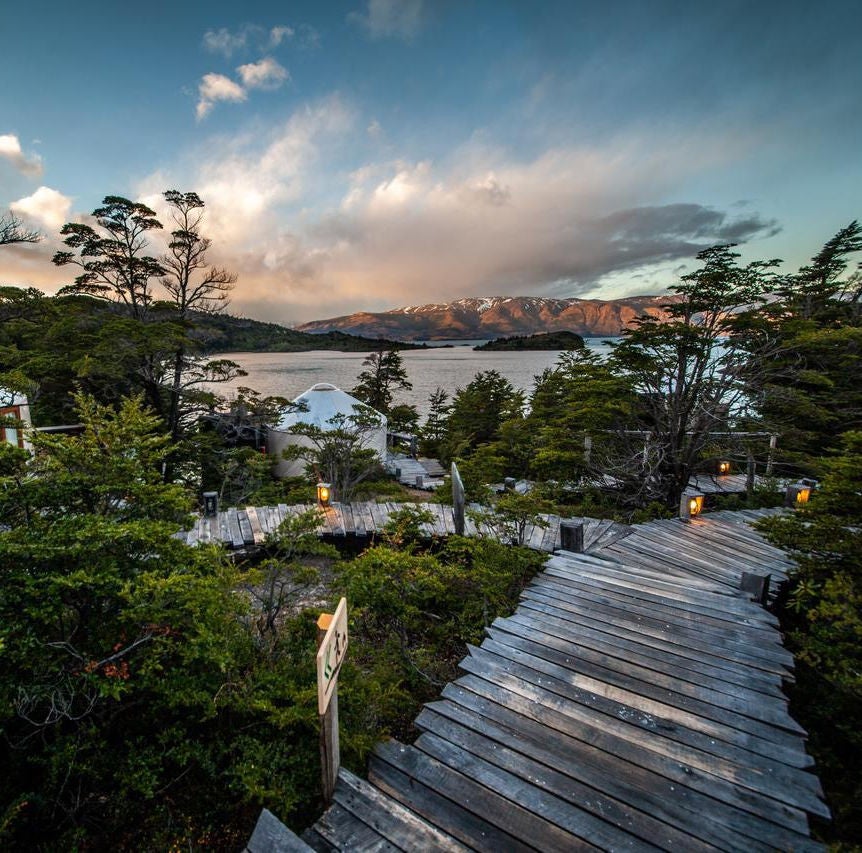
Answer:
[
  {"left": 785, "top": 482, "right": 811, "bottom": 506},
  {"left": 680, "top": 491, "right": 705, "bottom": 521},
  {"left": 203, "top": 491, "right": 219, "bottom": 517},
  {"left": 317, "top": 482, "right": 332, "bottom": 507},
  {"left": 717, "top": 460, "right": 731, "bottom": 475}
]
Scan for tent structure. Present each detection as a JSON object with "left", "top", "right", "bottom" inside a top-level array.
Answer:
[
  {"left": 0, "top": 388, "right": 32, "bottom": 452},
  {"left": 267, "top": 383, "right": 387, "bottom": 479}
]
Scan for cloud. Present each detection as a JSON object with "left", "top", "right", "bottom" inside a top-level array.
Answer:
[
  {"left": 349, "top": 0, "right": 424, "bottom": 40},
  {"left": 10, "top": 186, "right": 72, "bottom": 230},
  {"left": 202, "top": 27, "right": 248, "bottom": 57},
  {"left": 196, "top": 73, "right": 246, "bottom": 120},
  {"left": 237, "top": 57, "right": 289, "bottom": 90},
  {"left": 268, "top": 26, "right": 294, "bottom": 48},
  {"left": 0, "top": 134, "right": 43, "bottom": 177},
  {"left": 141, "top": 94, "right": 355, "bottom": 248},
  {"left": 202, "top": 24, "right": 302, "bottom": 57}
]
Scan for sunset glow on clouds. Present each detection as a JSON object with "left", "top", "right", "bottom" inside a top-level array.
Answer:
[{"left": 1, "top": 0, "right": 860, "bottom": 323}]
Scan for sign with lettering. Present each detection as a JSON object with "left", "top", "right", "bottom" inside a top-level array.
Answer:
[{"left": 316, "top": 597, "right": 348, "bottom": 714}]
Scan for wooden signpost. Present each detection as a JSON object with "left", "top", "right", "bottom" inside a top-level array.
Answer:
[
  {"left": 316, "top": 597, "right": 348, "bottom": 803},
  {"left": 451, "top": 461, "right": 465, "bottom": 535}
]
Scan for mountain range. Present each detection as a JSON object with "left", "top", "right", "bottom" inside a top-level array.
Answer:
[{"left": 296, "top": 295, "right": 679, "bottom": 340}]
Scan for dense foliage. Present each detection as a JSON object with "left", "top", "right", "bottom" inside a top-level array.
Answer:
[
  {"left": 757, "top": 434, "right": 862, "bottom": 842},
  {"left": 474, "top": 330, "right": 586, "bottom": 350}
]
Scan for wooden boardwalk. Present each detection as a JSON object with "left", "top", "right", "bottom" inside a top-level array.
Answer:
[
  {"left": 177, "top": 502, "right": 630, "bottom": 555},
  {"left": 293, "top": 509, "right": 826, "bottom": 852}
]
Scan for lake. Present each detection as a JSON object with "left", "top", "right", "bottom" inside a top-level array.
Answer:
[{"left": 211, "top": 339, "right": 619, "bottom": 417}]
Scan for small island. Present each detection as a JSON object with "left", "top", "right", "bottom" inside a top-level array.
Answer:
[{"left": 474, "top": 330, "right": 586, "bottom": 351}]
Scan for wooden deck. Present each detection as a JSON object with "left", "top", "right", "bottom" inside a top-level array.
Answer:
[
  {"left": 295, "top": 509, "right": 826, "bottom": 852},
  {"left": 177, "top": 502, "right": 630, "bottom": 554}
]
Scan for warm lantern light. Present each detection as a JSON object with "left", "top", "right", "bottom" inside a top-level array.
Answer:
[
  {"left": 317, "top": 482, "right": 332, "bottom": 507},
  {"left": 680, "top": 492, "right": 705, "bottom": 520},
  {"left": 785, "top": 483, "right": 811, "bottom": 506},
  {"left": 717, "top": 460, "right": 731, "bottom": 475}
]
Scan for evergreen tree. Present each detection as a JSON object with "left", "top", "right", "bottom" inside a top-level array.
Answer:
[{"left": 351, "top": 349, "right": 411, "bottom": 414}]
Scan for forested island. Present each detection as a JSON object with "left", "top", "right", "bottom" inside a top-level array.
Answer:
[
  {"left": 1, "top": 197, "right": 860, "bottom": 850},
  {"left": 475, "top": 330, "right": 586, "bottom": 350}
]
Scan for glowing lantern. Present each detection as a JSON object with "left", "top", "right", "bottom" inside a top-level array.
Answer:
[
  {"left": 680, "top": 492, "right": 705, "bottom": 520},
  {"left": 785, "top": 483, "right": 811, "bottom": 506},
  {"left": 717, "top": 460, "right": 731, "bottom": 475},
  {"left": 317, "top": 482, "right": 332, "bottom": 507}
]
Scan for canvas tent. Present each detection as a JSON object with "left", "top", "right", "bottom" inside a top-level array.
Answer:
[
  {"left": 0, "top": 388, "right": 32, "bottom": 452},
  {"left": 267, "top": 383, "right": 387, "bottom": 478}
]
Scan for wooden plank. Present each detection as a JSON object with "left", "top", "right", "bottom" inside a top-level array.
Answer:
[
  {"left": 331, "top": 504, "right": 346, "bottom": 537},
  {"left": 487, "top": 618, "right": 782, "bottom": 707},
  {"left": 334, "top": 768, "right": 468, "bottom": 851},
  {"left": 244, "top": 507, "right": 266, "bottom": 545},
  {"left": 432, "top": 689, "right": 825, "bottom": 842},
  {"left": 369, "top": 502, "right": 386, "bottom": 534},
  {"left": 226, "top": 508, "right": 244, "bottom": 549},
  {"left": 415, "top": 710, "right": 716, "bottom": 852},
  {"left": 237, "top": 510, "right": 254, "bottom": 546},
  {"left": 497, "top": 610, "right": 785, "bottom": 701},
  {"left": 342, "top": 503, "right": 356, "bottom": 535},
  {"left": 541, "top": 562, "right": 778, "bottom": 634},
  {"left": 458, "top": 647, "right": 811, "bottom": 771},
  {"left": 517, "top": 591, "right": 796, "bottom": 679},
  {"left": 447, "top": 673, "right": 824, "bottom": 819},
  {"left": 527, "top": 578, "right": 789, "bottom": 659},
  {"left": 481, "top": 627, "right": 803, "bottom": 736},
  {"left": 368, "top": 744, "right": 539, "bottom": 853},
  {"left": 415, "top": 731, "right": 663, "bottom": 852},
  {"left": 313, "top": 801, "right": 397, "bottom": 852},
  {"left": 472, "top": 634, "right": 804, "bottom": 751},
  {"left": 539, "top": 515, "right": 559, "bottom": 552},
  {"left": 351, "top": 502, "right": 367, "bottom": 537}
]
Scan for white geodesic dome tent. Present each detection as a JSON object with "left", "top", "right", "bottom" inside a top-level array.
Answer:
[{"left": 267, "top": 383, "right": 387, "bottom": 478}]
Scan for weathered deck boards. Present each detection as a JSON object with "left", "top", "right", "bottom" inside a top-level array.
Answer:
[
  {"left": 177, "top": 503, "right": 631, "bottom": 554},
  {"left": 293, "top": 510, "right": 826, "bottom": 852}
]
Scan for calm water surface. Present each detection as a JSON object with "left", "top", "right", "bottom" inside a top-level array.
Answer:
[{"left": 212, "top": 339, "right": 618, "bottom": 417}]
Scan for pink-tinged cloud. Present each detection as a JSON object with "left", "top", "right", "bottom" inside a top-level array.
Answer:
[
  {"left": 10, "top": 186, "right": 72, "bottom": 230},
  {"left": 0, "top": 134, "right": 42, "bottom": 177}
]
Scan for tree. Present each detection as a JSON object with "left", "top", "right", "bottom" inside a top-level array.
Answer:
[
  {"left": 157, "top": 190, "right": 241, "bottom": 466},
  {"left": 419, "top": 386, "right": 451, "bottom": 457},
  {"left": 282, "top": 406, "right": 385, "bottom": 501},
  {"left": 607, "top": 245, "right": 776, "bottom": 508},
  {"left": 525, "top": 350, "right": 635, "bottom": 484},
  {"left": 351, "top": 349, "right": 411, "bottom": 414},
  {"left": 0, "top": 212, "right": 41, "bottom": 246},
  {"left": 747, "top": 222, "right": 862, "bottom": 469},
  {"left": 0, "top": 394, "right": 324, "bottom": 849},
  {"left": 756, "top": 431, "right": 862, "bottom": 841},
  {"left": 53, "top": 196, "right": 164, "bottom": 320},
  {"left": 444, "top": 370, "right": 525, "bottom": 461}
]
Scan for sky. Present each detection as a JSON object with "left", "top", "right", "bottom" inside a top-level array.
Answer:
[{"left": 1, "top": 0, "right": 860, "bottom": 324}]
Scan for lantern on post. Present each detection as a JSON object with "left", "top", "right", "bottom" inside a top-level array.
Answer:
[
  {"left": 679, "top": 491, "right": 705, "bottom": 521},
  {"left": 317, "top": 482, "right": 332, "bottom": 507},
  {"left": 203, "top": 491, "right": 219, "bottom": 517},
  {"left": 717, "top": 460, "right": 731, "bottom": 476},
  {"left": 785, "top": 482, "right": 811, "bottom": 507}
]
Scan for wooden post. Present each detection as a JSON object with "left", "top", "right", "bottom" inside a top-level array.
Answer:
[
  {"left": 766, "top": 434, "right": 778, "bottom": 476},
  {"left": 583, "top": 434, "right": 592, "bottom": 466},
  {"left": 560, "top": 520, "right": 584, "bottom": 553},
  {"left": 746, "top": 449, "right": 756, "bottom": 499},
  {"left": 740, "top": 572, "right": 770, "bottom": 606},
  {"left": 316, "top": 598, "right": 348, "bottom": 804},
  {"left": 451, "top": 462, "right": 465, "bottom": 536}
]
